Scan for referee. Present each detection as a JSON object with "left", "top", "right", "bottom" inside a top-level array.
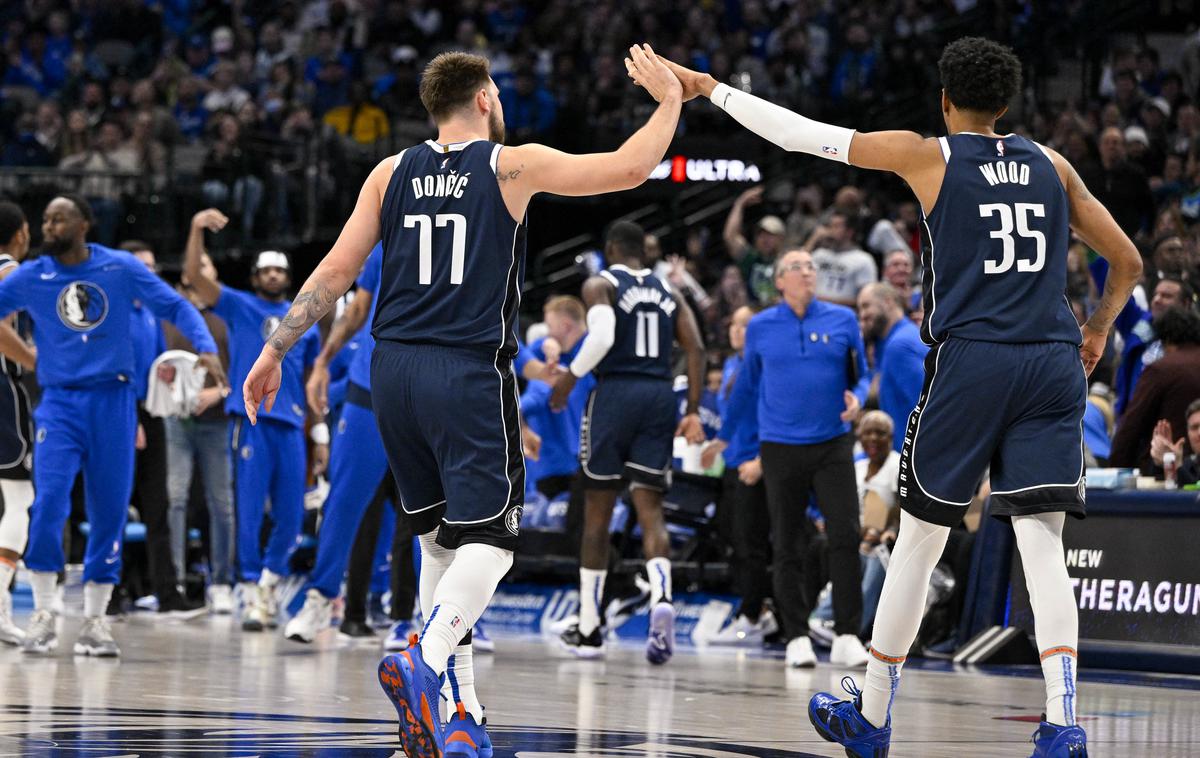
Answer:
[{"left": 716, "top": 249, "right": 871, "bottom": 669}]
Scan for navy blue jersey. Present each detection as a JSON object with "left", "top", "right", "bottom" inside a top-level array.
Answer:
[
  {"left": 376, "top": 139, "right": 526, "bottom": 357},
  {"left": 920, "top": 133, "right": 1079, "bottom": 346},
  {"left": 595, "top": 265, "right": 677, "bottom": 380}
]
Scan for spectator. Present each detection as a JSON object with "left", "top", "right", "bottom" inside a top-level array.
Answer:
[
  {"left": 203, "top": 62, "right": 251, "bottom": 114},
  {"left": 1081, "top": 126, "right": 1155, "bottom": 238},
  {"left": 500, "top": 65, "right": 557, "bottom": 144},
  {"left": 716, "top": 249, "right": 870, "bottom": 669},
  {"left": 705, "top": 264, "right": 749, "bottom": 350},
  {"left": 882, "top": 248, "right": 916, "bottom": 309},
  {"left": 1111, "top": 274, "right": 1195, "bottom": 416},
  {"left": 829, "top": 23, "right": 877, "bottom": 110},
  {"left": 174, "top": 78, "right": 210, "bottom": 142},
  {"left": 724, "top": 186, "right": 785, "bottom": 305},
  {"left": 304, "top": 26, "right": 354, "bottom": 116},
  {"left": 1110, "top": 307, "right": 1200, "bottom": 471},
  {"left": 322, "top": 81, "right": 390, "bottom": 145},
  {"left": 805, "top": 211, "right": 878, "bottom": 308},
  {"left": 60, "top": 108, "right": 90, "bottom": 159},
  {"left": 0, "top": 112, "right": 55, "bottom": 167},
  {"left": 706, "top": 304, "right": 777, "bottom": 645},
  {"left": 858, "top": 283, "right": 928, "bottom": 450},
  {"left": 1150, "top": 399, "right": 1200, "bottom": 487},
  {"left": 785, "top": 184, "right": 823, "bottom": 250},
  {"left": 58, "top": 120, "right": 139, "bottom": 245},
  {"left": 201, "top": 115, "right": 264, "bottom": 244}
]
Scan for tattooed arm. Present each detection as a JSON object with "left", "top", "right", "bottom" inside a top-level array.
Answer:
[
  {"left": 244, "top": 156, "right": 393, "bottom": 422},
  {"left": 1049, "top": 147, "right": 1143, "bottom": 376}
]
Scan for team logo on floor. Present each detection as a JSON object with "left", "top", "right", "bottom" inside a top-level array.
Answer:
[
  {"left": 0, "top": 705, "right": 827, "bottom": 756},
  {"left": 56, "top": 282, "right": 108, "bottom": 331}
]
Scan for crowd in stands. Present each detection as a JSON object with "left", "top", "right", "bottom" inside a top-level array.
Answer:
[{"left": 0, "top": 1, "right": 1199, "bottom": 654}]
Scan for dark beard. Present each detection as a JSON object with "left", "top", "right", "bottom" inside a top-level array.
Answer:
[
  {"left": 43, "top": 237, "right": 75, "bottom": 257},
  {"left": 488, "top": 109, "right": 505, "bottom": 144}
]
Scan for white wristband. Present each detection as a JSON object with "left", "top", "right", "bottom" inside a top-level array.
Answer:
[
  {"left": 710, "top": 83, "right": 855, "bottom": 164},
  {"left": 310, "top": 422, "right": 330, "bottom": 445}
]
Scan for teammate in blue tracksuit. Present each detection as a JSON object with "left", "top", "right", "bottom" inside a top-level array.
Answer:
[
  {"left": 0, "top": 195, "right": 221, "bottom": 657},
  {"left": 857, "top": 282, "right": 929, "bottom": 451},
  {"left": 183, "top": 208, "right": 323, "bottom": 632},
  {"left": 286, "top": 243, "right": 403, "bottom": 643}
]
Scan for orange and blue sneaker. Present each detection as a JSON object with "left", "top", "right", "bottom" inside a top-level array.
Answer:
[
  {"left": 378, "top": 635, "right": 445, "bottom": 758},
  {"left": 444, "top": 702, "right": 493, "bottom": 758},
  {"left": 808, "top": 677, "right": 892, "bottom": 758},
  {"left": 1029, "top": 719, "right": 1088, "bottom": 757}
]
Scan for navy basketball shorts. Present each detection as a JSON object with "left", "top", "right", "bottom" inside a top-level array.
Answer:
[
  {"left": 579, "top": 374, "right": 676, "bottom": 492},
  {"left": 370, "top": 341, "right": 524, "bottom": 552},
  {"left": 899, "top": 338, "right": 1087, "bottom": 527},
  {"left": 0, "top": 372, "right": 33, "bottom": 481}
]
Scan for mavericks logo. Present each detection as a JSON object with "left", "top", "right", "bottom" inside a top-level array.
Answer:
[
  {"left": 56, "top": 282, "right": 109, "bottom": 331},
  {"left": 261, "top": 316, "right": 282, "bottom": 342},
  {"left": 506, "top": 504, "right": 523, "bottom": 536}
]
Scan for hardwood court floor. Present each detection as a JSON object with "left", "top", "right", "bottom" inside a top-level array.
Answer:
[{"left": 0, "top": 611, "right": 1197, "bottom": 756}]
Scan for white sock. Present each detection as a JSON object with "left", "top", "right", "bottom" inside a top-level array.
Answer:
[
  {"left": 444, "top": 642, "right": 483, "bottom": 723},
  {"left": 1014, "top": 512, "right": 1079, "bottom": 726},
  {"left": 30, "top": 571, "right": 57, "bottom": 612},
  {"left": 646, "top": 557, "right": 671, "bottom": 604},
  {"left": 419, "top": 543, "right": 513, "bottom": 676},
  {"left": 259, "top": 568, "right": 281, "bottom": 588},
  {"left": 861, "top": 511, "right": 950, "bottom": 729},
  {"left": 578, "top": 568, "right": 606, "bottom": 635},
  {"left": 418, "top": 530, "right": 455, "bottom": 621},
  {"left": 83, "top": 582, "right": 113, "bottom": 619}
]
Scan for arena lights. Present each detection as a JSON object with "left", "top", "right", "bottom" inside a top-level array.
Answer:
[{"left": 647, "top": 155, "right": 763, "bottom": 183}]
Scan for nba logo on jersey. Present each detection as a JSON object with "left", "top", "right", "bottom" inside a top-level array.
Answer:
[{"left": 996, "top": 140, "right": 1005, "bottom": 157}]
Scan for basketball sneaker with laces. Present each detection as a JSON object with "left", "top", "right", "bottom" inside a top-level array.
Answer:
[
  {"left": 808, "top": 676, "right": 892, "bottom": 758},
  {"left": 444, "top": 703, "right": 493, "bottom": 758},
  {"left": 378, "top": 635, "right": 445, "bottom": 758},
  {"left": 559, "top": 623, "right": 605, "bottom": 658},
  {"left": 21, "top": 609, "right": 57, "bottom": 654},
  {"left": 646, "top": 601, "right": 675, "bottom": 665},
  {"left": 1029, "top": 719, "right": 1088, "bottom": 757},
  {"left": 285, "top": 588, "right": 332, "bottom": 643},
  {"left": 0, "top": 589, "right": 24, "bottom": 645},
  {"left": 74, "top": 616, "right": 120, "bottom": 657}
]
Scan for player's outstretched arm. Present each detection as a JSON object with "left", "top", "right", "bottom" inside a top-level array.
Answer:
[
  {"left": 245, "top": 156, "right": 390, "bottom": 423},
  {"left": 656, "top": 56, "right": 940, "bottom": 182},
  {"left": 497, "top": 44, "right": 680, "bottom": 206},
  {"left": 549, "top": 276, "right": 616, "bottom": 411},
  {"left": 306, "top": 287, "right": 373, "bottom": 416},
  {"left": 1047, "top": 148, "right": 1143, "bottom": 375},
  {"left": 183, "top": 208, "right": 228, "bottom": 307}
]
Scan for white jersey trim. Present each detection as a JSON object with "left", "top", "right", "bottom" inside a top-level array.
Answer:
[
  {"left": 424, "top": 138, "right": 482, "bottom": 153},
  {"left": 391, "top": 148, "right": 408, "bottom": 172},
  {"left": 938, "top": 137, "right": 951, "bottom": 163},
  {"left": 490, "top": 143, "right": 502, "bottom": 174}
]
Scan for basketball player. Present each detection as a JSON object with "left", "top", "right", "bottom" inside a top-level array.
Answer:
[
  {"left": 243, "top": 45, "right": 683, "bottom": 758},
  {"left": 656, "top": 39, "right": 1141, "bottom": 757},
  {"left": 183, "top": 209, "right": 325, "bottom": 632},
  {"left": 0, "top": 195, "right": 223, "bottom": 656},
  {"left": 0, "top": 201, "right": 36, "bottom": 646},
  {"left": 550, "top": 219, "right": 706, "bottom": 664}
]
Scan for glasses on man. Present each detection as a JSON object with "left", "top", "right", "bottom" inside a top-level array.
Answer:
[{"left": 780, "top": 262, "right": 816, "bottom": 273}]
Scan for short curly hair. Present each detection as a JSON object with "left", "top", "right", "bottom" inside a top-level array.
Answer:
[{"left": 938, "top": 37, "right": 1022, "bottom": 114}]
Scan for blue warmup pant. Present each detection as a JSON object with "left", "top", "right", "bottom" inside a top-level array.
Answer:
[
  {"left": 230, "top": 416, "right": 306, "bottom": 581},
  {"left": 26, "top": 383, "right": 137, "bottom": 584},
  {"left": 307, "top": 398, "right": 392, "bottom": 599}
]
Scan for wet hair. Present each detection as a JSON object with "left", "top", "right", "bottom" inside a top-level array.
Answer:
[
  {"left": 0, "top": 202, "right": 26, "bottom": 246},
  {"left": 938, "top": 37, "right": 1022, "bottom": 114},
  {"left": 54, "top": 193, "right": 95, "bottom": 226},
  {"left": 1154, "top": 306, "right": 1200, "bottom": 347},
  {"left": 605, "top": 220, "right": 645, "bottom": 262},
  {"left": 419, "top": 52, "right": 492, "bottom": 122}
]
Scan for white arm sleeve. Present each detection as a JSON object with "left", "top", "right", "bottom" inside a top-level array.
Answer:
[
  {"left": 709, "top": 83, "right": 855, "bottom": 164},
  {"left": 568, "top": 304, "right": 616, "bottom": 378}
]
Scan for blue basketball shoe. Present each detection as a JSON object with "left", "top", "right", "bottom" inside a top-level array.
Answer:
[
  {"left": 378, "top": 636, "right": 445, "bottom": 758},
  {"left": 1029, "top": 719, "right": 1087, "bottom": 757},
  {"left": 808, "top": 677, "right": 892, "bottom": 758},
  {"left": 445, "top": 703, "right": 493, "bottom": 758}
]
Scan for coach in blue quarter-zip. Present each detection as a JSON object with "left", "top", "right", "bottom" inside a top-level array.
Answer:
[
  {"left": 717, "top": 248, "right": 871, "bottom": 670},
  {"left": 0, "top": 195, "right": 223, "bottom": 658}
]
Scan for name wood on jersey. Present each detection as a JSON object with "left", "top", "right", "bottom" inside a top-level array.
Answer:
[
  {"left": 412, "top": 171, "right": 470, "bottom": 199},
  {"left": 978, "top": 160, "right": 1031, "bottom": 187},
  {"left": 617, "top": 285, "right": 677, "bottom": 316}
]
